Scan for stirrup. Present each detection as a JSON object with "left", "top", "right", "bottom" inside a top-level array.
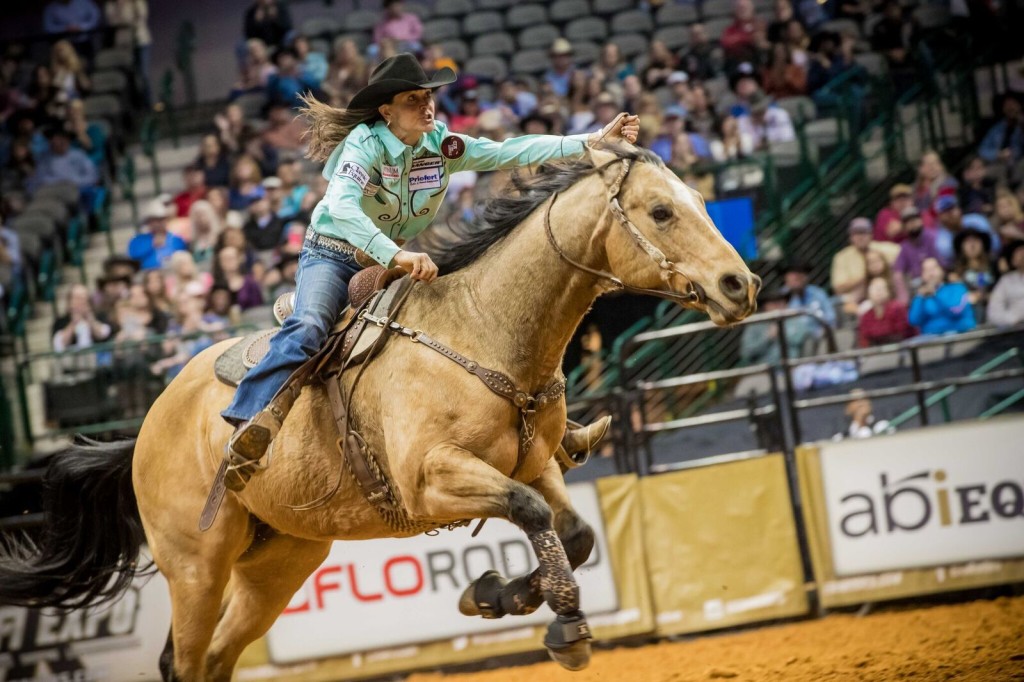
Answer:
[
  {"left": 555, "top": 416, "right": 612, "bottom": 469},
  {"left": 223, "top": 415, "right": 278, "bottom": 492}
]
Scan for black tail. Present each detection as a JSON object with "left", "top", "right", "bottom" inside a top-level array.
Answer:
[{"left": 0, "top": 438, "right": 146, "bottom": 610}]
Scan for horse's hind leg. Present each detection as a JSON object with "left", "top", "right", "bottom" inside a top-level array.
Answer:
[
  {"left": 460, "top": 457, "right": 595, "bottom": 620},
  {"left": 413, "top": 446, "right": 592, "bottom": 671},
  {"left": 205, "top": 528, "right": 330, "bottom": 682}
]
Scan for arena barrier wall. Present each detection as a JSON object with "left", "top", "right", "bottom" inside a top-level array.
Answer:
[
  {"left": 639, "top": 454, "right": 810, "bottom": 636},
  {"left": 234, "top": 474, "right": 655, "bottom": 681},
  {"left": 797, "top": 416, "right": 1024, "bottom": 609}
]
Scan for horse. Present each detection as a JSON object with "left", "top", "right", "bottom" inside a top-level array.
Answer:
[{"left": 0, "top": 145, "right": 760, "bottom": 681}]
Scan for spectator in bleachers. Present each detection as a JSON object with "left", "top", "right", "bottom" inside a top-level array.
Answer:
[
  {"left": 374, "top": 0, "right": 424, "bottom": 52},
  {"left": 737, "top": 90, "right": 795, "bottom": 150},
  {"left": 291, "top": 35, "right": 327, "bottom": 87},
  {"left": 865, "top": 248, "right": 906, "bottom": 303},
  {"left": 92, "top": 271, "right": 130, "bottom": 320},
  {"left": 143, "top": 268, "right": 174, "bottom": 315},
  {"left": 933, "top": 194, "right": 999, "bottom": 268},
  {"left": 322, "top": 37, "right": 369, "bottom": 104},
  {"left": 686, "top": 83, "right": 718, "bottom": 139},
  {"left": 681, "top": 24, "right": 722, "bottom": 82},
  {"left": 44, "top": 0, "right": 101, "bottom": 37},
  {"left": 65, "top": 98, "right": 106, "bottom": 169},
  {"left": 266, "top": 48, "right": 321, "bottom": 109},
  {"left": 873, "top": 183, "right": 913, "bottom": 243},
  {"left": 187, "top": 199, "right": 222, "bottom": 266},
  {"left": 831, "top": 216, "right": 900, "bottom": 311},
  {"left": 214, "top": 103, "right": 253, "bottom": 155},
  {"left": 806, "top": 30, "right": 862, "bottom": 113},
  {"left": 262, "top": 102, "right": 305, "bottom": 151},
  {"left": 128, "top": 199, "right": 188, "bottom": 270},
  {"left": 977, "top": 92, "right": 1023, "bottom": 173},
  {"left": 908, "top": 257, "right": 976, "bottom": 335},
  {"left": 913, "top": 150, "right": 957, "bottom": 228},
  {"left": 166, "top": 250, "right": 211, "bottom": 302},
  {"left": 114, "top": 281, "right": 168, "bottom": 341},
  {"left": 50, "top": 40, "right": 90, "bottom": 102},
  {"left": 767, "top": 0, "right": 797, "bottom": 44},
  {"left": 197, "top": 133, "right": 231, "bottom": 188},
  {"left": 172, "top": 164, "right": 207, "bottom": 219},
  {"left": 243, "top": 193, "right": 286, "bottom": 251},
  {"left": 762, "top": 42, "right": 807, "bottom": 98},
  {"left": 5, "top": 137, "right": 36, "bottom": 190},
  {"left": 740, "top": 286, "right": 813, "bottom": 364},
  {"left": 595, "top": 44, "right": 635, "bottom": 84},
  {"left": 104, "top": 0, "right": 153, "bottom": 105},
  {"left": 893, "top": 207, "right": 941, "bottom": 295},
  {"left": 213, "top": 244, "right": 263, "bottom": 311},
  {"left": 448, "top": 89, "right": 481, "bottom": 134},
  {"left": 641, "top": 41, "right": 678, "bottom": 90},
  {"left": 274, "top": 157, "right": 309, "bottom": 219},
  {"left": 728, "top": 62, "right": 761, "bottom": 115},
  {"left": 721, "top": 0, "right": 769, "bottom": 68},
  {"left": 993, "top": 188, "right": 1024, "bottom": 243},
  {"left": 544, "top": 39, "right": 576, "bottom": 99},
  {"left": 239, "top": 126, "right": 279, "bottom": 178},
  {"left": 205, "top": 285, "right": 238, "bottom": 328},
  {"left": 586, "top": 91, "right": 622, "bottom": 136},
  {"left": 858, "top": 276, "right": 913, "bottom": 347},
  {"left": 52, "top": 283, "right": 113, "bottom": 352},
  {"left": 228, "top": 155, "right": 265, "bottom": 211},
  {"left": 782, "top": 260, "right": 837, "bottom": 336},
  {"left": 244, "top": 0, "right": 293, "bottom": 51},
  {"left": 28, "top": 127, "right": 97, "bottom": 196},
  {"left": 986, "top": 240, "right": 1024, "bottom": 327},
  {"left": 870, "top": 0, "right": 921, "bottom": 94},
  {"left": 24, "top": 66, "right": 60, "bottom": 122},
  {"left": 216, "top": 226, "right": 258, "bottom": 273},
  {"left": 710, "top": 114, "right": 754, "bottom": 162},
  {"left": 959, "top": 155, "right": 995, "bottom": 216},
  {"left": 233, "top": 38, "right": 277, "bottom": 99},
  {"left": 263, "top": 251, "right": 298, "bottom": 300},
  {"left": 150, "top": 292, "right": 220, "bottom": 379},
  {"left": 951, "top": 228, "right": 996, "bottom": 319}
]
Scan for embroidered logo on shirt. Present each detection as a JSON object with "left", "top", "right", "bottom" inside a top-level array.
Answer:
[
  {"left": 363, "top": 168, "right": 381, "bottom": 197},
  {"left": 409, "top": 166, "right": 443, "bottom": 191},
  {"left": 337, "top": 161, "right": 370, "bottom": 188},
  {"left": 411, "top": 156, "right": 443, "bottom": 170},
  {"left": 441, "top": 135, "right": 466, "bottom": 160},
  {"left": 382, "top": 165, "right": 401, "bottom": 180}
]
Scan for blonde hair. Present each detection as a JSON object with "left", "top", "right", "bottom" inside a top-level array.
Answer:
[
  {"left": 51, "top": 40, "right": 83, "bottom": 75},
  {"left": 995, "top": 187, "right": 1023, "bottom": 223},
  {"left": 298, "top": 92, "right": 379, "bottom": 163}
]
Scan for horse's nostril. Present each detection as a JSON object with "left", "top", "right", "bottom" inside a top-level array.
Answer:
[{"left": 719, "top": 274, "right": 746, "bottom": 300}]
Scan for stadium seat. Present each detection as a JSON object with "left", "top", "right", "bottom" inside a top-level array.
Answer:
[
  {"left": 464, "top": 55, "right": 509, "bottom": 81},
  {"left": 234, "top": 92, "right": 268, "bottom": 120},
  {"left": 592, "top": 0, "right": 633, "bottom": 16},
  {"left": 611, "top": 9, "right": 654, "bottom": 34},
  {"left": 478, "top": 0, "right": 516, "bottom": 9},
  {"left": 703, "top": 17, "right": 733, "bottom": 41},
  {"left": 23, "top": 200, "right": 70, "bottom": 231},
  {"left": 703, "top": 75, "right": 730, "bottom": 102},
  {"left": 775, "top": 95, "right": 817, "bottom": 123},
  {"left": 438, "top": 38, "right": 470, "bottom": 63},
  {"left": 611, "top": 33, "right": 649, "bottom": 59},
  {"left": 91, "top": 70, "right": 129, "bottom": 96},
  {"left": 572, "top": 41, "right": 601, "bottom": 65},
  {"left": 423, "top": 18, "right": 461, "bottom": 42},
  {"left": 433, "top": 0, "right": 474, "bottom": 17},
  {"left": 463, "top": 11, "right": 504, "bottom": 36},
  {"left": 549, "top": 0, "right": 591, "bottom": 24},
  {"left": 507, "top": 4, "right": 548, "bottom": 30},
  {"left": 653, "top": 25, "right": 690, "bottom": 51},
  {"left": 94, "top": 48, "right": 133, "bottom": 71},
  {"left": 821, "top": 18, "right": 861, "bottom": 37},
  {"left": 565, "top": 16, "right": 608, "bottom": 41},
  {"left": 404, "top": 1, "right": 432, "bottom": 19},
  {"left": 307, "top": 38, "right": 330, "bottom": 55},
  {"left": 701, "top": 0, "right": 735, "bottom": 20},
  {"left": 854, "top": 52, "right": 887, "bottom": 76},
  {"left": 656, "top": 4, "right": 700, "bottom": 25},
  {"left": 804, "top": 118, "right": 842, "bottom": 151},
  {"left": 472, "top": 31, "right": 516, "bottom": 57},
  {"left": 510, "top": 49, "right": 551, "bottom": 75},
  {"left": 913, "top": 5, "right": 951, "bottom": 28},
  {"left": 15, "top": 228, "right": 42, "bottom": 264},
  {"left": 299, "top": 16, "right": 342, "bottom": 38},
  {"left": 11, "top": 214, "right": 57, "bottom": 245},
  {"left": 518, "top": 24, "right": 561, "bottom": 50},
  {"left": 474, "top": 83, "right": 496, "bottom": 102},
  {"left": 82, "top": 95, "right": 123, "bottom": 124},
  {"left": 344, "top": 10, "right": 380, "bottom": 32},
  {"left": 32, "top": 182, "right": 79, "bottom": 210}
]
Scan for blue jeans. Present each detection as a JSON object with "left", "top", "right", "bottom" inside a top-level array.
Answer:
[{"left": 221, "top": 243, "right": 361, "bottom": 423}]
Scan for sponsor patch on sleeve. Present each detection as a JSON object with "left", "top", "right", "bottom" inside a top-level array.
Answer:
[
  {"left": 337, "top": 161, "right": 370, "bottom": 188},
  {"left": 441, "top": 135, "right": 466, "bottom": 160}
]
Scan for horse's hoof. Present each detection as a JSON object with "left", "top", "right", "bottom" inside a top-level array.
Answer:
[
  {"left": 458, "top": 570, "right": 507, "bottom": 618},
  {"left": 546, "top": 639, "right": 592, "bottom": 671},
  {"left": 544, "top": 611, "right": 593, "bottom": 671}
]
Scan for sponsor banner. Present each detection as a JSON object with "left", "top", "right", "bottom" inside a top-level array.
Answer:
[
  {"left": 640, "top": 454, "right": 809, "bottom": 636},
  {"left": 818, "top": 418, "right": 1024, "bottom": 576},
  {"left": 797, "top": 417, "right": 1024, "bottom": 608},
  {"left": 267, "top": 482, "right": 618, "bottom": 664},
  {"left": 0, "top": 550, "right": 170, "bottom": 682},
  {"left": 239, "top": 475, "right": 652, "bottom": 681}
]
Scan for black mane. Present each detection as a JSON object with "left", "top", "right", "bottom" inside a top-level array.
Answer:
[{"left": 432, "top": 144, "right": 664, "bottom": 275}]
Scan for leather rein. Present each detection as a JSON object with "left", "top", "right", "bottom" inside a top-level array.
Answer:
[{"left": 543, "top": 158, "right": 702, "bottom": 306}]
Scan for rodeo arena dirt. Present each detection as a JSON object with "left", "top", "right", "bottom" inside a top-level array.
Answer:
[{"left": 2, "top": 0, "right": 1024, "bottom": 681}]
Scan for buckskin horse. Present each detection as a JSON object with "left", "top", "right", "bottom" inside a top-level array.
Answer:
[{"left": 0, "top": 145, "right": 760, "bottom": 681}]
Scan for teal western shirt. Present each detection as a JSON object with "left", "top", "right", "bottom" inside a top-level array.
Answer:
[{"left": 310, "top": 119, "right": 590, "bottom": 267}]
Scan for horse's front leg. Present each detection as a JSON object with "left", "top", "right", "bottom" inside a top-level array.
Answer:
[
  {"left": 458, "top": 457, "right": 594, "bottom": 621},
  {"left": 411, "top": 446, "right": 593, "bottom": 671}
]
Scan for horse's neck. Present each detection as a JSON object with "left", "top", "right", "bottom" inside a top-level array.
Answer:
[{"left": 454, "top": 177, "right": 611, "bottom": 389}]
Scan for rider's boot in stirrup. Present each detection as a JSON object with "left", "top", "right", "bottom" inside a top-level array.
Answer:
[
  {"left": 555, "top": 416, "right": 612, "bottom": 469},
  {"left": 223, "top": 405, "right": 286, "bottom": 492}
]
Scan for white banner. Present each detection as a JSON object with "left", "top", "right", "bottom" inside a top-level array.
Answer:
[
  {"left": 819, "top": 418, "right": 1024, "bottom": 577},
  {"left": 0, "top": 552, "right": 170, "bottom": 682},
  {"left": 266, "top": 482, "right": 618, "bottom": 664}
]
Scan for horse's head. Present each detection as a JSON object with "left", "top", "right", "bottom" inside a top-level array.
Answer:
[{"left": 586, "top": 147, "right": 761, "bottom": 325}]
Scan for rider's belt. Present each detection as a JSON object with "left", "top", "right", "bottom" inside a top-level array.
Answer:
[{"left": 305, "top": 228, "right": 358, "bottom": 257}]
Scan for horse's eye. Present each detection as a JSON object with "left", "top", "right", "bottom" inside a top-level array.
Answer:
[{"left": 651, "top": 206, "right": 673, "bottom": 222}]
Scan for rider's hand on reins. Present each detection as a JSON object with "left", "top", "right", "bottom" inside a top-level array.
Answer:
[
  {"left": 589, "top": 113, "right": 640, "bottom": 146},
  {"left": 394, "top": 249, "right": 439, "bottom": 283}
]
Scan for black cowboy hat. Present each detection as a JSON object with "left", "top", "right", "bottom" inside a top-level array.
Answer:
[
  {"left": 953, "top": 227, "right": 992, "bottom": 256},
  {"left": 348, "top": 53, "right": 456, "bottom": 111}
]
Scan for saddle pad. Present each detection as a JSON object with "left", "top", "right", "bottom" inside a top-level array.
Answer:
[{"left": 214, "top": 329, "right": 278, "bottom": 388}]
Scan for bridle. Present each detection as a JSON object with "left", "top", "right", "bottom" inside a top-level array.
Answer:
[{"left": 543, "top": 157, "right": 703, "bottom": 306}]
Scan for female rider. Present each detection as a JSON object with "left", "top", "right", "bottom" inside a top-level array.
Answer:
[{"left": 222, "top": 53, "right": 639, "bottom": 491}]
